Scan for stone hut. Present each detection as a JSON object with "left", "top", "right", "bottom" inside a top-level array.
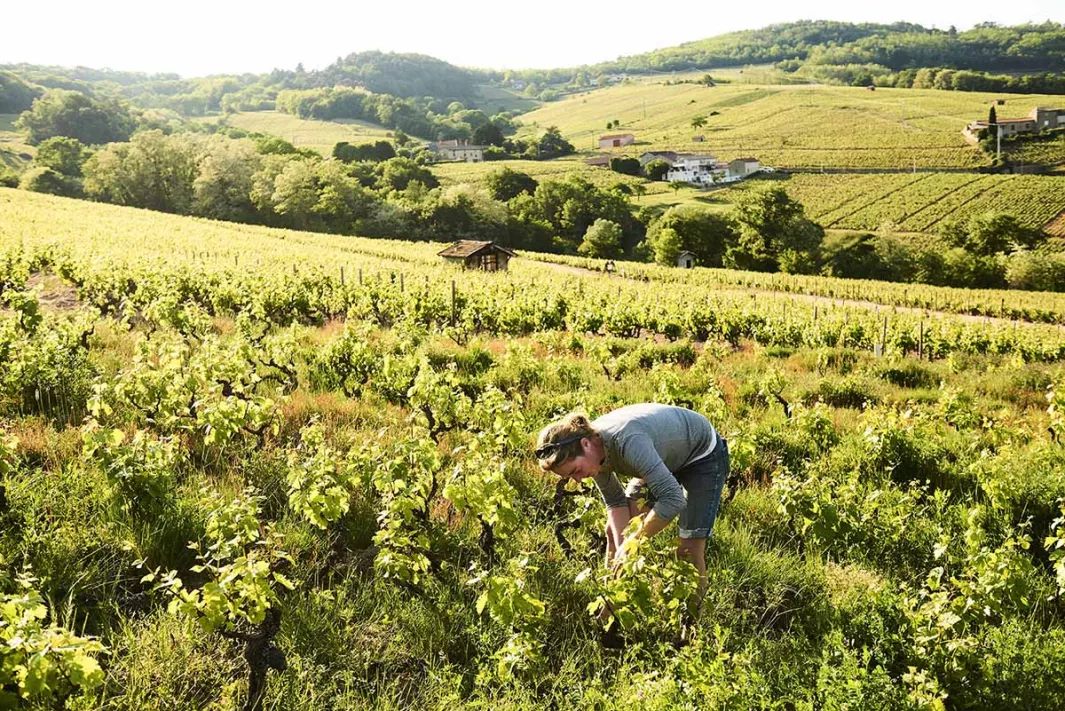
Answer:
[
  {"left": 676, "top": 250, "right": 696, "bottom": 269},
  {"left": 437, "top": 240, "right": 517, "bottom": 271}
]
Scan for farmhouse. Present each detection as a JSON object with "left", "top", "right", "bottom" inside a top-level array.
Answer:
[
  {"left": 639, "top": 151, "right": 679, "bottom": 166},
  {"left": 430, "top": 140, "right": 485, "bottom": 162},
  {"left": 728, "top": 158, "right": 761, "bottom": 177},
  {"left": 676, "top": 251, "right": 697, "bottom": 269},
  {"left": 599, "top": 133, "right": 635, "bottom": 149},
  {"left": 666, "top": 154, "right": 761, "bottom": 186},
  {"left": 437, "top": 241, "right": 516, "bottom": 272},
  {"left": 585, "top": 155, "right": 611, "bottom": 167},
  {"left": 963, "top": 107, "right": 1065, "bottom": 143}
]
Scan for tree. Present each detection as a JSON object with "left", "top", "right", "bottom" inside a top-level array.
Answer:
[
  {"left": 691, "top": 115, "right": 707, "bottom": 129},
  {"left": 375, "top": 157, "right": 439, "bottom": 192},
  {"left": 578, "top": 219, "right": 623, "bottom": 259},
  {"left": 82, "top": 131, "right": 201, "bottom": 213},
  {"left": 965, "top": 212, "right": 1043, "bottom": 256},
  {"left": 472, "top": 122, "right": 505, "bottom": 147},
  {"left": 33, "top": 136, "right": 89, "bottom": 177},
  {"left": 537, "top": 126, "right": 574, "bottom": 160},
  {"left": 192, "top": 137, "right": 263, "bottom": 222},
  {"left": 16, "top": 89, "right": 136, "bottom": 146},
  {"left": 18, "top": 166, "right": 80, "bottom": 197},
  {"left": 652, "top": 228, "right": 682, "bottom": 266},
  {"left": 728, "top": 184, "right": 823, "bottom": 272},
  {"left": 484, "top": 167, "right": 538, "bottom": 201},
  {"left": 608, "top": 157, "right": 641, "bottom": 176},
  {"left": 648, "top": 206, "right": 738, "bottom": 268},
  {"left": 269, "top": 159, "right": 320, "bottom": 229},
  {"left": 644, "top": 160, "right": 671, "bottom": 181},
  {"left": 333, "top": 140, "right": 395, "bottom": 163},
  {"left": 988, "top": 105, "right": 998, "bottom": 125}
]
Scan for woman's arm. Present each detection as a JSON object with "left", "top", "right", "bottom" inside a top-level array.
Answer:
[{"left": 604, "top": 506, "right": 630, "bottom": 566}]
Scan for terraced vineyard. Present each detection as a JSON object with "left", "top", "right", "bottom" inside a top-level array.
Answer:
[
  {"left": 517, "top": 83, "right": 1065, "bottom": 169},
  {"left": 1003, "top": 132, "right": 1065, "bottom": 169},
  {"left": 4, "top": 187, "right": 1065, "bottom": 710},
  {"left": 723, "top": 174, "right": 1065, "bottom": 232}
]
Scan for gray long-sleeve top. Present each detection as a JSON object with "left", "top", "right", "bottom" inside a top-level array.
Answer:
[{"left": 591, "top": 404, "right": 718, "bottom": 521}]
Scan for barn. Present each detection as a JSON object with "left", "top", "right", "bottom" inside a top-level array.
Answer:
[{"left": 437, "top": 240, "right": 517, "bottom": 271}]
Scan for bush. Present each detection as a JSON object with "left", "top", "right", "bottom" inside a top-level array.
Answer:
[{"left": 18, "top": 166, "right": 81, "bottom": 198}]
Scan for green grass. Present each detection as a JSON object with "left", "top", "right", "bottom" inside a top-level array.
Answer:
[
  {"left": 202, "top": 111, "right": 396, "bottom": 156},
  {"left": 515, "top": 83, "right": 1065, "bottom": 169},
  {"left": 0, "top": 114, "right": 33, "bottom": 172},
  {"left": 431, "top": 157, "right": 672, "bottom": 194},
  {"left": 473, "top": 84, "right": 541, "bottom": 115}
]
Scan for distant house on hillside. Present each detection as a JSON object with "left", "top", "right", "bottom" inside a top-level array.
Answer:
[
  {"left": 585, "top": 155, "right": 611, "bottom": 167},
  {"left": 963, "top": 107, "right": 1065, "bottom": 144},
  {"left": 727, "top": 158, "right": 761, "bottom": 177},
  {"left": 430, "top": 140, "right": 485, "bottom": 162},
  {"left": 676, "top": 251, "right": 697, "bottom": 269},
  {"left": 639, "top": 151, "right": 679, "bottom": 166},
  {"left": 666, "top": 154, "right": 762, "bottom": 186},
  {"left": 691, "top": 135, "right": 705, "bottom": 142},
  {"left": 599, "top": 133, "right": 635, "bottom": 149},
  {"left": 511, "top": 80, "right": 527, "bottom": 90},
  {"left": 437, "top": 241, "right": 516, "bottom": 272}
]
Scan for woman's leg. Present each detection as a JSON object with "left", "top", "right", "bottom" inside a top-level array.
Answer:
[{"left": 677, "top": 536, "right": 708, "bottom": 601}]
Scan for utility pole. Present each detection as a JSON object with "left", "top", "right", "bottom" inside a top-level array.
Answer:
[{"left": 996, "top": 123, "right": 1001, "bottom": 162}]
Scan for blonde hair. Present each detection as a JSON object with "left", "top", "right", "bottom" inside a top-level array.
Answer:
[{"left": 535, "top": 411, "right": 597, "bottom": 471}]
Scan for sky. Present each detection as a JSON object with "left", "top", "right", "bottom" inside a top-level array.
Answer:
[{"left": 3, "top": 0, "right": 1064, "bottom": 78}]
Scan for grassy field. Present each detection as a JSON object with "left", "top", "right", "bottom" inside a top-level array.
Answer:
[
  {"left": 515, "top": 83, "right": 1065, "bottom": 169},
  {"left": 0, "top": 113, "right": 33, "bottom": 172},
  {"left": 473, "top": 83, "right": 541, "bottom": 115},
  {"left": 431, "top": 157, "right": 674, "bottom": 194},
  {"left": 201, "top": 111, "right": 396, "bottom": 156}
]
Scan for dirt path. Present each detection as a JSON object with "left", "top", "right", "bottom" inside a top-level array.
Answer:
[{"left": 530, "top": 260, "right": 1050, "bottom": 328}]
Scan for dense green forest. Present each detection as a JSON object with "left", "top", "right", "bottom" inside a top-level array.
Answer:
[
  {"left": 1, "top": 52, "right": 491, "bottom": 117},
  {"left": 505, "top": 21, "right": 1065, "bottom": 94}
]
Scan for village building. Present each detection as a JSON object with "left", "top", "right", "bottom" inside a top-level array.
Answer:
[
  {"left": 691, "top": 135, "right": 706, "bottom": 142},
  {"left": 638, "top": 151, "right": 679, "bottom": 166},
  {"left": 599, "top": 133, "right": 635, "bottom": 149},
  {"left": 727, "top": 158, "right": 761, "bottom": 177},
  {"left": 676, "top": 251, "right": 697, "bottom": 269},
  {"left": 963, "top": 107, "right": 1065, "bottom": 144},
  {"left": 585, "top": 155, "right": 611, "bottom": 167},
  {"left": 664, "top": 153, "right": 762, "bottom": 186},
  {"left": 437, "top": 241, "right": 516, "bottom": 272},
  {"left": 430, "top": 140, "right": 485, "bottom": 162}
]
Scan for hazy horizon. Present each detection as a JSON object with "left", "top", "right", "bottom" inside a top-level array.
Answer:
[{"left": 4, "top": 1, "right": 1065, "bottom": 79}]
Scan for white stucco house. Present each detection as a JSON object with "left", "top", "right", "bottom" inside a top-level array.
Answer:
[{"left": 665, "top": 154, "right": 761, "bottom": 186}]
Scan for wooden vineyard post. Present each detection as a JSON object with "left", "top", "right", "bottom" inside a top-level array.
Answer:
[
  {"left": 234, "top": 255, "right": 239, "bottom": 267},
  {"left": 292, "top": 263, "right": 297, "bottom": 275},
  {"left": 918, "top": 321, "right": 924, "bottom": 360},
  {"left": 451, "top": 279, "right": 457, "bottom": 326},
  {"left": 358, "top": 269, "right": 363, "bottom": 285},
  {"left": 879, "top": 316, "right": 888, "bottom": 357},
  {"left": 340, "top": 266, "right": 345, "bottom": 286},
  {"left": 400, "top": 273, "right": 404, "bottom": 292}
]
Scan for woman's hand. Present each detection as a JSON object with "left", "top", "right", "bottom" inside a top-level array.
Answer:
[{"left": 604, "top": 508, "right": 630, "bottom": 567}]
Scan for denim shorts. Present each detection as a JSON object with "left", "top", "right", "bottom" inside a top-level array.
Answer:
[{"left": 623, "top": 438, "right": 729, "bottom": 539}]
